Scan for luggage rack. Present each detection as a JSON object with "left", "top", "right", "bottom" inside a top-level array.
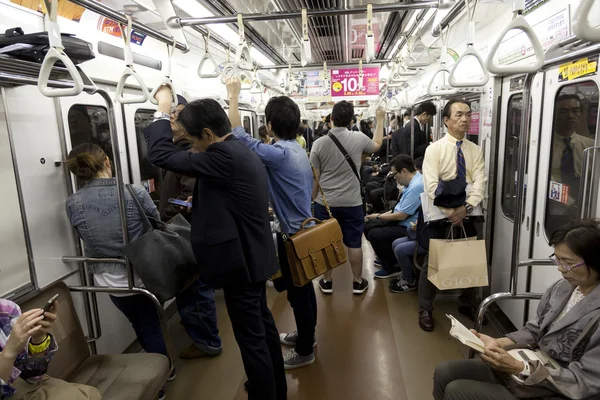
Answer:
[{"left": 0, "top": 55, "right": 74, "bottom": 86}]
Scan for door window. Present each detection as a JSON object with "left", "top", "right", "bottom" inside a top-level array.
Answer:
[
  {"left": 544, "top": 81, "right": 599, "bottom": 238},
  {"left": 134, "top": 110, "right": 162, "bottom": 203},
  {"left": 67, "top": 105, "right": 111, "bottom": 188},
  {"left": 501, "top": 94, "right": 524, "bottom": 221},
  {"left": 243, "top": 116, "right": 251, "bottom": 135}
]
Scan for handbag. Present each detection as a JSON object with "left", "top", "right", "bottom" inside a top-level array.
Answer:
[
  {"left": 122, "top": 185, "right": 200, "bottom": 302},
  {"left": 283, "top": 165, "right": 348, "bottom": 287},
  {"left": 328, "top": 133, "right": 367, "bottom": 214}
]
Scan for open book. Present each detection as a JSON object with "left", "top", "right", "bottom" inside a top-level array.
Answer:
[{"left": 447, "top": 314, "right": 485, "bottom": 353}]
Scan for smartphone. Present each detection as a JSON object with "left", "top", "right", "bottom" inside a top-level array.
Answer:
[
  {"left": 168, "top": 198, "right": 192, "bottom": 208},
  {"left": 43, "top": 294, "right": 59, "bottom": 313}
]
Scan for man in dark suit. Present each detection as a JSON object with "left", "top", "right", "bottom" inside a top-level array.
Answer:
[
  {"left": 144, "top": 86, "right": 286, "bottom": 400},
  {"left": 391, "top": 101, "right": 437, "bottom": 159}
]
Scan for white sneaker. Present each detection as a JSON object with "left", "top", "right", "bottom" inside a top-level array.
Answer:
[
  {"left": 283, "top": 349, "right": 315, "bottom": 370},
  {"left": 279, "top": 331, "right": 317, "bottom": 347}
]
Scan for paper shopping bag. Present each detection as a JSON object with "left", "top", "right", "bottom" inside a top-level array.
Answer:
[{"left": 427, "top": 237, "right": 489, "bottom": 290}]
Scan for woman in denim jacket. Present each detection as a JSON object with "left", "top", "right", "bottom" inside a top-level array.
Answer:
[{"left": 65, "top": 144, "right": 170, "bottom": 399}]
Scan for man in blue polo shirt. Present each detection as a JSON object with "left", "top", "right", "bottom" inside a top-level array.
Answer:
[{"left": 364, "top": 155, "right": 424, "bottom": 279}]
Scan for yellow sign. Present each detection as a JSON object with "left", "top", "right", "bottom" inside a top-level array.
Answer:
[
  {"left": 332, "top": 82, "right": 343, "bottom": 93},
  {"left": 558, "top": 56, "right": 598, "bottom": 82}
]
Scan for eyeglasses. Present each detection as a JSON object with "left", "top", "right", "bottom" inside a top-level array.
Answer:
[{"left": 549, "top": 254, "right": 586, "bottom": 272}]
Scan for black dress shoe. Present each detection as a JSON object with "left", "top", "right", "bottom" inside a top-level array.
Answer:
[{"left": 419, "top": 310, "right": 434, "bottom": 332}]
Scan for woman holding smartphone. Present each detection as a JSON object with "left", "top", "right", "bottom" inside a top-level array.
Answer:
[{"left": 0, "top": 298, "right": 100, "bottom": 399}]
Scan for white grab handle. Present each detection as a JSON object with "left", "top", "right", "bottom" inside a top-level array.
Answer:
[
  {"left": 486, "top": 15, "right": 545, "bottom": 75},
  {"left": 149, "top": 78, "right": 178, "bottom": 107},
  {"left": 386, "top": 97, "right": 400, "bottom": 112},
  {"left": 572, "top": 0, "right": 600, "bottom": 43},
  {"left": 448, "top": 46, "right": 490, "bottom": 87},
  {"left": 301, "top": 8, "right": 312, "bottom": 66},
  {"left": 198, "top": 53, "right": 220, "bottom": 78},
  {"left": 396, "top": 64, "right": 418, "bottom": 76},
  {"left": 116, "top": 67, "right": 150, "bottom": 104},
  {"left": 235, "top": 14, "right": 253, "bottom": 71},
  {"left": 407, "top": 39, "right": 434, "bottom": 68},
  {"left": 38, "top": 0, "right": 84, "bottom": 97},
  {"left": 116, "top": 15, "right": 150, "bottom": 104},
  {"left": 38, "top": 47, "right": 84, "bottom": 97},
  {"left": 428, "top": 65, "right": 458, "bottom": 96}
]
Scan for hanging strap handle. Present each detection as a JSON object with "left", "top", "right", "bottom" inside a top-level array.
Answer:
[
  {"left": 149, "top": 39, "right": 179, "bottom": 107},
  {"left": 573, "top": 0, "right": 600, "bottom": 43},
  {"left": 198, "top": 31, "right": 220, "bottom": 79},
  {"left": 116, "top": 15, "right": 150, "bottom": 104},
  {"left": 365, "top": 4, "right": 375, "bottom": 63},
  {"left": 38, "top": 0, "right": 84, "bottom": 97},
  {"left": 311, "top": 163, "right": 333, "bottom": 219},
  {"left": 300, "top": 8, "right": 312, "bottom": 66},
  {"left": 235, "top": 14, "right": 253, "bottom": 71}
]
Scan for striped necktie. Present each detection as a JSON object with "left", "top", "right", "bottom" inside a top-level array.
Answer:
[{"left": 456, "top": 141, "right": 467, "bottom": 182}]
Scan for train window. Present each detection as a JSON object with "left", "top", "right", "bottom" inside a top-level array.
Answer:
[
  {"left": 243, "top": 116, "right": 251, "bottom": 135},
  {"left": 544, "top": 81, "right": 599, "bottom": 238},
  {"left": 134, "top": 110, "right": 162, "bottom": 203},
  {"left": 68, "top": 105, "right": 112, "bottom": 187},
  {"left": 501, "top": 95, "right": 524, "bottom": 221}
]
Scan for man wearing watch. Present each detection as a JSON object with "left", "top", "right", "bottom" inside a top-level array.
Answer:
[{"left": 418, "top": 99, "right": 487, "bottom": 332}]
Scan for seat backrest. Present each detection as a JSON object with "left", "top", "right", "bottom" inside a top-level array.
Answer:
[{"left": 19, "top": 282, "right": 90, "bottom": 380}]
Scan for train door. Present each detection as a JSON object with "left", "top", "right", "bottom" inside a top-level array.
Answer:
[
  {"left": 530, "top": 57, "right": 600, "bottom": 312},
  {"left": 491, "top": 73, "right": 544, "bottom": 328}
]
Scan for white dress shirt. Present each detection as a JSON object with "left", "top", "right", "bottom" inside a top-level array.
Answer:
[{"left": 422, "top": 133, "right": 487, "bottom": 207}]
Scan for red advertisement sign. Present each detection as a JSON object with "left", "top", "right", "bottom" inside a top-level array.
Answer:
[
  {"left": 97, "top": 17, "right": 147, "bottom": 45},
  {"left": 330, "top": 67, "right": 380, "bottom": 98},
  {"left": 468, "top": 111, "right": 480, "bottom": 135},
  {"left": 350, "top": 22, "right": 382, "bottom": 53}
]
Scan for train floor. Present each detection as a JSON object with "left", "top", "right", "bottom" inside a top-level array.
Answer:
[{"left": 161, "top": 240, "right": 498, "bottom": 400}]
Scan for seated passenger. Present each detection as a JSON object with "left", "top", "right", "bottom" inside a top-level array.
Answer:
[
  {"left": 364, "top": 155, "right": 424, "bottom": 279},
  {"left": 0, "top": 299, "right": 101, "bottom": 399},
  {"left": 65, "top": 144, "right": 172, "bottom": 399},
  {"left": 388, "top": 213, "right": 427, "bottom": 293},
  {"left": 434, "top": 219, "right": 600, "bottom": 400}
]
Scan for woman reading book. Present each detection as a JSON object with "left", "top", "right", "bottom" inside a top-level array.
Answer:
[{"left": 434, "top": 219, "right": 600, "bottom": 400}]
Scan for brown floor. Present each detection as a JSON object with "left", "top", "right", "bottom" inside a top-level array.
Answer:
[{"left": 164, "top": 240, "right": 493, "bottom": 400}]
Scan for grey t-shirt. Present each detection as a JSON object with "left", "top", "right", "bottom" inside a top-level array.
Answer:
[{"left": 310, "top": 127, "right": 379, "bottom": 207}]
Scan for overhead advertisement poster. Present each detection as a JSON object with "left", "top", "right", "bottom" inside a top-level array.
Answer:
[
  {"left": 330, "top": 67, "right": 380, "bottom": 100},
  {"left": 306, "top": 71, "right": 332, "bottom": 102}
]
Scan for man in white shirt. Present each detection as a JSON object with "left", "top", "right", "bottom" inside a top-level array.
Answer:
[{"left": 418, "top": 99, "right": 487, "bottom": 332}]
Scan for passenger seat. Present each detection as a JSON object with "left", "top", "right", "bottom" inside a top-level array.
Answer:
[{"left": 20, "top": 282, "right": 170, "bottom": 400}]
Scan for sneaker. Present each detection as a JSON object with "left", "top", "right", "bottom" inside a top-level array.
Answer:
[
  {"left": 352, "top": 279, "right": 369, "bottom": 295},
  {"left": 179, "top": 343, "right": 222, "bottom": 359},
  {"left": 167, "top": 369, "right": 177, "bottom": 382},
  {"left": 389, "top": 278, "right": 417, "bottom": 293},
  {"left": 279, "top": 331, "right": 317, "bottom": 347},
  {"left": 374, "top": 259, "right": 382, "bottom": 267},
  {"left": 158, "top": 388, "right": 166, "bottom": 400},
  {"left": 374, "top": 269, "right": 402, "bottom": 279},
  {"left": 318, "top": 278, "right": 333, "bottom": 294},
  {"left": 283, "top": 349, "right": 315, "bottom": 370}
]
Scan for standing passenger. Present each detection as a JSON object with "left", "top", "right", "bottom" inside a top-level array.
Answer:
[
  {"left": 157, "top": 95, "right": 223, "bottom": 360},
  {"left": 226, "top": 78, "right": 317, "bottom": 370},
  {"left": 418, "top": 99, "right": 487, "bottom": 332},
  {"left": 145, "top": 86, "right": 286, "bottom": 400},
  {"left": 310, "top": 101, "right": 385, "bottom": 295}
]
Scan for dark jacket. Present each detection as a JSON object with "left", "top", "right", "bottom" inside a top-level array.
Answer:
[
  {"left": 158, "top": 136, "right": 196, "bottom": 222},
  {"left": 392, "top": 118, "right": 428, "bottom": 158},
  {"left": 144, "top": 120, "right": 279, "bottom": 288}
]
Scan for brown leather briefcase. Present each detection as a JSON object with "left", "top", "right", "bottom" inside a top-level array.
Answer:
[{"left": 283, "top": 167, "right": 347, "bottom": 287}]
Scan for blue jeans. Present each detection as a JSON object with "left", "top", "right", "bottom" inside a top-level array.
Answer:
[
  {"left": 110, "top": 294, "right": 168, "bottom": 356},
  {"left": 392, "top": 237, "right": 426, "bottom": 284},
  {"left": 176, "top": 278, "right": 222, "bottom": 353}
]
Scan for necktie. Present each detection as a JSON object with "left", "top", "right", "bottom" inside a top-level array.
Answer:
[
  {"left": 456, "top": 141, "right": 466, "bottom": 182},
  {"left": 561, "top": 137, "right": 575, "bottom": 179}
]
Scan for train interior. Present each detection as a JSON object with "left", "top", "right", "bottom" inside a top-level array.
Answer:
[{"left": 1, "top": 0, "right": 600, "bottom": 398}]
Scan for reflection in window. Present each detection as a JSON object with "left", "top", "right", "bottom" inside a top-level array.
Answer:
[
  {"left": 545, "top": 82, "right": 599, "bottom": 238},
  {"left": 243, "top": 116, "right": 251, "bottom": 136},
  {"left": 134, "top": 110, "right": 162, "bottom": 203},
  {"left": 501, "top": 95, "right": 524, "bottom": 221},
  {"left": 68, "top": 105, "right": 111, "bottom": 188}
]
